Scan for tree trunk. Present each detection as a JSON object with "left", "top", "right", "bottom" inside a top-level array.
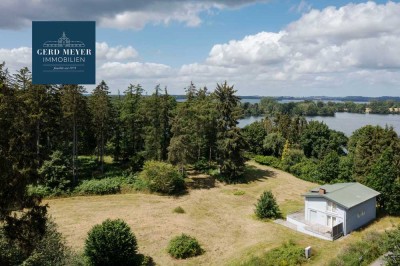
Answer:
[
  {"left": 72, "top": 116, "right": 76, "bottom": 185},
  {"left": 100, "top": 127, "right": 104, "bottom": 174},
  {"left": 36, "top": 120, "right": 40, "bottom": 164}
]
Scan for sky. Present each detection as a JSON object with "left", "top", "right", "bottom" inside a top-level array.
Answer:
[{"left": 0, "top": 0, "right": 400, "bottom": 96}]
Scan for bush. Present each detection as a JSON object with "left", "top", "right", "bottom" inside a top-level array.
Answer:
[
  {"left": 289, "top": 159, "right": 319, "bottom": 182},
  {"left": 255, "top": 190, "right": 281, "bottom": 219},
  {"left": 27, "top": 184, "right": 54, "bottom": 198},
  {"left": 263, "top": 132, "right": 285, "bottom": 157},
  {"left": 254, "top": 155, "right": 281, "bottom": 169},
  {"left": 281, "top": 149, "right": 305, "bottom": 171},
  {"left": 0, "top": 219, "right": 79, "bottom": 266},
  {"left": 233, "top": 190, "right": 245, "bottom": 196},
  {"left": 38, "top": 150, "right": 72, "bottom": 190},
  {"left": 137, "top": 254, "right": 154, "bottom": 266},
  {"left": 241, "top": 241, "right": 306, "bottom": 266},
  {"left": 84, "top": 219, "right": 139, "bottom": 266},
  {"left": 74, "top": 178, "right": 121, "bottom": 195},
  {"left": 385, "top": 225, "right": 400, "bottom": 266},
  {"left": 328, "top": 231, "right": 387, "bottom": 266},
  {"left": 129, "top": 153, "right": 145, "bottom": 173},
  {"left": 193, "top": 158, "right": 211, "bottom": 171},
  {"left": 137, "top": 161, "right": 185, "bottom": 194},
  {"left": 173, "top": 206, "right": 185, "bottom": 214},
  {"left": 167, "top": 234, "right": 204, "bottom": 259}
]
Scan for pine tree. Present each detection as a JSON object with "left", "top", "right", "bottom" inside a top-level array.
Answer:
[
  {"left": 168, "top": 84, "right": 199, "bottom": 167},
  {"left": 120, "top": 84, "right": 145, "bottom": 161},
  {"left": 60, "top": 84, "right": 88, "bottom": 185},
  {"left": 0, "top": 63, "right": 47, "bottom": 258},
  {"left": 350, "top": 125, "right": 399, "bottom": 182},
  {"left": 168, "top": 84, "right": 217, "bottom": 168},
  {"left": 89, "top": 80, "right": 113, "bottom": 173},
  {"left": 317, "top": 151, "right": 340, "bottom": 183},
  {"left": 142, "top": 85, "right": 162, "bottom": 160},
  {"left": 160, "top": 87, "right": 175, "bottom": 161},
  {"left": 254, "top": 190, "right": 281, "bottom": 219},
  {"left": 142, "top": 85, "right": 176, "bottom": 161},
  {"left": 111, "top": 91, "right": 122, "bottom": 162},
  {"left": 366, "top": 148, "right": 400, "bottom": 214},
  {"left": 215, "top": 81, "right": 246, "bottom": 182}
]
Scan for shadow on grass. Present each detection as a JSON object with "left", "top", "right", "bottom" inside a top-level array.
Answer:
[
  {"left": 240, "top": 164, "right": 277, "bottom": 184},
  {"left": 217, "top": 164, "right": 277, "bottom": 184}
]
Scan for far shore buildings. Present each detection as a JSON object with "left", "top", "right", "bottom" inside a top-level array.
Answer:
[{"left": 285, "top": 183, "right": 380, "bottom": 241}]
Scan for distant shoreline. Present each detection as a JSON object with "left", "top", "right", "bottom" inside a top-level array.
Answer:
[{"left": 171, "top": 95, "right": 400, "bottom": 102}]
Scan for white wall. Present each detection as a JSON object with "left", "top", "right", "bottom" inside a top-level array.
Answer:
[{"left": 305, "top": 197, "right": 345, "bottom": 227}]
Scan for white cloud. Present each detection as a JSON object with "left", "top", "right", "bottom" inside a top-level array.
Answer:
[
  {"left": 99, "top": 3, "right": 206, "bottom": 30},
  {"left": 0, "top": 47, "right": 32, "bottom": 73},
  {"left": 175, "top": 1, "right": 400, "bottom": 95},
  {"left": 286, "top": 1, "right": 400, "bottom": 42},
  {"left": 96, "top": 42, "right": 138, "bottom": 61},
  {"left": 99, "top": 62, "right": 172, "bottom": 79},
  {"left": 290, "top": 0, "right": 312, "bottom": 14},
  {"left": 206, "top": 31, "right": 288, "bottom": 66}
]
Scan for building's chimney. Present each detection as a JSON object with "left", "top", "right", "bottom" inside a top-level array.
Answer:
[{"left": 319, "top": 188, "right": 326, "bottom": 195}]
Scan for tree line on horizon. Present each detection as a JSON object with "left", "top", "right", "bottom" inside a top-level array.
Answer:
[{"left": 241, "top": 97, "right": 400, "bottom": 117}]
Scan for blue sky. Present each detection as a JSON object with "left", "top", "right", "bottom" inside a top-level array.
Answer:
[{"left": 0, "top": 0, "right": 399, "bottom": 96}]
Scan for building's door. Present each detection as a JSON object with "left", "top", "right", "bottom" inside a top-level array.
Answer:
[
  {"left": 327, "top": 215, "right": 337, "bottom": 227},
  {"left": 310, "top": 210, "right": 317, "bottom": 224}
]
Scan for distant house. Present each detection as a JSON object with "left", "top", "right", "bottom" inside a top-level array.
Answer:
[
  {"left": 286, "top": 183, "right": 380, "bottom": 240},
  {"left": 389, "top": 107, "right": 400, "bottom": 113}
]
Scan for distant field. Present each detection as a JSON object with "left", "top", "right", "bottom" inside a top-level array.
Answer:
[{"left": 46, "top": 161, "right": 400, "bottom": 266}]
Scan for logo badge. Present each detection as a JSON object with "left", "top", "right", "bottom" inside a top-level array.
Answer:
[{"left": 32, "top": 21, "right": 96, "bottom": 84}]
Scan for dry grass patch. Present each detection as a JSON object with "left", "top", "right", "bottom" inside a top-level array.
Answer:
[{"left": 45, "top": 161, "right": 399, "bottom": 266}]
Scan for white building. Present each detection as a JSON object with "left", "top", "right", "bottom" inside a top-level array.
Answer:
[{"left": 286, "top": 183, "right": 380, "bottom": 240}]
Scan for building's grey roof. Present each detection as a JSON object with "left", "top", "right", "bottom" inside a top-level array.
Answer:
[{"left": 304, "top": 182, "right": 380, "bottom": 209}]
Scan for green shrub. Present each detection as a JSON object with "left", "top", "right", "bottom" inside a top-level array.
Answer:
[
  {"left": 193, "top": 158, "right": 210, "bottom": 171},
  {"left": 173, "top": 206, "right": 185, "bottom": 214},
  {"left": 137, "top": 254, "right": 154, "bottom": 266},
  {"left": 280, "top": 149, "right": 305, "bottom": 171},
  {"left": 328, "top": 231, "right": 387, "bottom": 266},
  {"left": 233, "top": 190, "right": 245, "bottom": 196},
  {"left": 84, "top": 219, "right": 139, "bottom": 266},
  {"left": 254, "top": 155, "right": 281, "bottom": 169},
  {"left": 167, "top": 234, "right": 204, "bottom": 259},
  {"left": 74, "top": 178, "right": 121, "bottom": 195},
  {"left": 137, "top": 161, "right": 185, "bottom": 194},
  {"left": 129, "top": 153, "right": 145, "bottom": 173},
  {"left": 255, "top": 190, "right": 281, "bottom": 219},
  {"left": 385, "top": 225, "right": 400, "bottom": 266},
  {"left": 39, "top": 150, "right": 72, "bottom": 190},
  {"left": 263, "top": 132, "right": 286, "bottom": 157},
  {"left": 289, "top": 159, "right": 319, "bottom": 182},
  {"left": 241, "top": 241, "right": 306, "bottom": 266},
  {"left": 27, "top": 184, "right": 54, "bottom": 198},
  {"left": 0, "top": 219, "right": 79, "bottom": 266}
]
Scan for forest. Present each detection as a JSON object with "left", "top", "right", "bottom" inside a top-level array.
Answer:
[
  {"left": 241, "top": 97, "right": 400, "bottom": 117},
  {"left": 1, "top": 62, "right": 399, "bottom": 265}
]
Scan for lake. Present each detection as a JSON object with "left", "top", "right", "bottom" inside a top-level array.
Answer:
[{"left": 238, "top": 112, "right": 400, "bottom": 136}]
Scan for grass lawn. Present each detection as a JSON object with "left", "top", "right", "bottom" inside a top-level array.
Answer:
[{"left": 45, "top": 161, "right": 400, "bottom": 265}]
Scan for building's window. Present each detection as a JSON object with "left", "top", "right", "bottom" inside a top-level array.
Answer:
[
  {"left": 357, "top": 210, "right": 366, "bottom": 218},
  {"left": 327, "top": 201, "right": 337, "bottom": 212}
]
